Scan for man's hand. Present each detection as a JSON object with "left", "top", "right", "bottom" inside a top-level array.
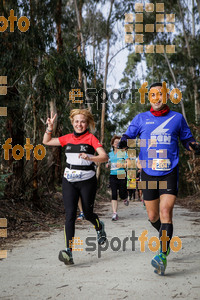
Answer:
[
  {"left": 118, "top": 140, "right": 128, "bottom": 149},
  {"left": 189, "top": 142, "right": 200, "bottom": 155}
]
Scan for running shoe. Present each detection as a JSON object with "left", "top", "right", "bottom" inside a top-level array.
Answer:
[
  {"left": 124, "top": 199, "right": 129, "bottom": 206},
  {"left": 151, "top": 253, "right": 167, "bottom": 275},
  {"left": 58, "top": 249, "right": 74, "bottom": 265},
  {"left": 77, "top": 212, "right": 85, "bottom": 221},
  {"left": 97, "top": 221, "right": 107, "bottom": 245},
  {"left": 112, "top": 213, "right": 118, "bottom": 221}
]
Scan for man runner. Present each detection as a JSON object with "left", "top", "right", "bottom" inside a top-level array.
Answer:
[{"left": 119, "top": 82, "right": 200, "bottom": 275}]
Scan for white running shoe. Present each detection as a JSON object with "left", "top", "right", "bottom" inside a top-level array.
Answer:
[{"left": 112, "top": 213, "right": 119, "bottom": 221}]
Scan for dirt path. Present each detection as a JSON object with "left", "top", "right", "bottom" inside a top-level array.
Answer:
[{"left": 0, "top": 201, "right": 200, "bottom": 300}]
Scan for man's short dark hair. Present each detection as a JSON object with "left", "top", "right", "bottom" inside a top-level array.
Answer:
[{"left": 149, "top": 82, "right": 162, "bottom": 91}]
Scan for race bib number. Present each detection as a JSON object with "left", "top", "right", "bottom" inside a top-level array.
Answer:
[
  {"left": 152, "top": 159, "right": 171, "bottom": 171},
  {"left": 64, "top": 168, "right": 82, "bottom": 181},
  {"left": 111, "top": 162, "right": 118, "bottom": 170}
]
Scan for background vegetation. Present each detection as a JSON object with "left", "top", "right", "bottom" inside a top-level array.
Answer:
[{"left": 0, "top": 0, "right": 199, "bottom": 215}]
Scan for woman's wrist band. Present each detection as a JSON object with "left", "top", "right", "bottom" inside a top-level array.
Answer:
[
  {"left": 45, "top": 131, "right": 52, "bottom": 135},
  {"left": 46, "top": 128, "right": 53, "bottom": 132}
]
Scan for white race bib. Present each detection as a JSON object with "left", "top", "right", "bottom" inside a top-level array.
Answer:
[
  {"left": 152, "top": 159, "right": 171, "bottom": 171},
  {"left": 64, "top": 168, "right": 82, "bottom": 181},
  {"left": 110, "top": 162, "right": 118, "bottom": 170}
]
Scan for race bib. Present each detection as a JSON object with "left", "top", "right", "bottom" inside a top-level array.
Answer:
[
  {"left": 64, "top": 168, "right": 82, "bottom": 181},
  {"left": 152, "top": 159, "right": 171, "bottom": 171},
  {"left": 111, "top": 162, "right": 118, "bottom": 170}
]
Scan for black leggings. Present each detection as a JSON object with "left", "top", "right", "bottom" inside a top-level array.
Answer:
[
  {"left": 62, "top": 175, "right": 100, "bottom": 249},
  {"left": 109, "top": 175, "right": 128, "bottom": 200}
]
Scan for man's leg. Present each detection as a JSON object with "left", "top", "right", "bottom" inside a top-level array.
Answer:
[
  {"left": 150, "top": 194, "right": 176, "bottom": 275},
  {"left": 144, "top": 199, "right": 161, "bottom": 231},
  {"left": 141, "top": 169, "right": 160, "bottom": 229},
  {"left": 159, "top": 194, "right": 176, "bottom": 254}
]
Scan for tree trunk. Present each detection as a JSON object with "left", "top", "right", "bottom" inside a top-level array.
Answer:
[
  {"left": 32, "top": 95, "right": 40, "bottom": 207},
  {"left": 4, "top": 87, "right": 25, "bottom": 199},
  {"left": 74, "top": 0, "right": 92, "bottom": 110},
  {"left": 163, "top": 51, "right": 188, "bottom": 124},
  {"left": 178, "top": 1, "right": 200, "bottom": 126},
  {"left": 54, "top": 0, "right": 62, "bottom": 184},
  {"left": 56, "top": 0, "right": 63, "bottom": 52},
  {"left": 96, "top": 0, "right": 114, "bottom": 180},
  {"left": 92, "top": 31, "right": 97, "bottom": 88},
  {"left": 100, "top": 0, "right": 114, "bottom": 145},
  {"left": 30, "top": 0, "right": 41, "bottom": 207},
  {"left": 196, "top": 0, "right": 200, "bottom": 18}
]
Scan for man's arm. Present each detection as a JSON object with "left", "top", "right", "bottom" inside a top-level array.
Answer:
[
  {"left": 179, "top": 116, "right": 200, "bottom": 154},
  {"left": 181, "top": 136, "right": 200, "bottom": 154},
  {"left": 118, "top": 115, "right": 141, "bottom": 149},
  {"left": 181, "top": 137, "right": 196, "bottom": 151}
]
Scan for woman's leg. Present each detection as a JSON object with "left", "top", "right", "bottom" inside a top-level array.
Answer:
[
  {"left": 119, "top": 178, "right": 128, "bottom": 205},
  {"left": 110, "top": 175, "right": 118, "bottom": 214},
  {"left": 109, "top": 175, "right": 119, "bottom": 220},
  {"left": 62, "top": 177, "right": 79, "bottom": 249},
  {"left": 78, "top": 176, "right": 101, "bottom": 228},
  {"left": 111, "top": 200, "right": 118, "bottom": 213},
  {"left": 78, "top": 175, "right": 106, "bottom": 245}
]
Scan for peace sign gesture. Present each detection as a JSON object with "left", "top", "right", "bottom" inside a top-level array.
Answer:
[{"left": 46, "top": 112, "right": 57, "bottom": 129}]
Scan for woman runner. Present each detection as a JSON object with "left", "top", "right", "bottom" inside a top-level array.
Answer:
[
  {"left": 107, "top": 135, "right": 129, "bottom": 221},
  {"left": 43, "top": 109, "right": 108, "bottom": 265}
]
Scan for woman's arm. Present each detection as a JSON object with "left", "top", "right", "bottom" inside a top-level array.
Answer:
[
  {"left": 79, "top": 147, "right": 108, "bottom": 163},
  {"left": 43, "top": 136, "right": 61, "bottom": 146},
  {"left": 42, "top": 113, "right": 61, "bottom": 146}
]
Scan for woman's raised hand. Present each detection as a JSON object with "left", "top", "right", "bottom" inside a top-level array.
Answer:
[{"left": 46, "top": 112, "right": 57, "bottom": 129}]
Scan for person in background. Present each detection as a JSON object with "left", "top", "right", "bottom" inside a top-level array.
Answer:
[
  {"left": 107, "top": 135, "right": 129, "bottom": 221},
  {"left": 127, "top": 185, "right": 135, "bottom": 201},
  {"left": 77, "top": 198, "right": 85, "bottom": 221}
]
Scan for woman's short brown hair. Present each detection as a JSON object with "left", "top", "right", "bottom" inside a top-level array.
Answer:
[
  {"left": 111, "top": 135, "right": 121, "bottom": 146},
  {"left": 69, "top": 109, "right": 95, "bottom": 132}
]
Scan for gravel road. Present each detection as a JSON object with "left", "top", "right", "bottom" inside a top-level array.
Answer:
[{"left": 0, "top": 201, "right": 200, "bottom": 300}]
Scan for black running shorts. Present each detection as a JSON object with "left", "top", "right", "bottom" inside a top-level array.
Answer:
[{"left": 141, "top": 167, "right": 178, "bottom": 201}]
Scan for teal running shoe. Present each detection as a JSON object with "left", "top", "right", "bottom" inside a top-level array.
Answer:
[
  {"left": 151, "top": 253, "right": 167, "bottom": 275},
  {"left": 58, "top": 249, "right": 74, "bottom": 265}
]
